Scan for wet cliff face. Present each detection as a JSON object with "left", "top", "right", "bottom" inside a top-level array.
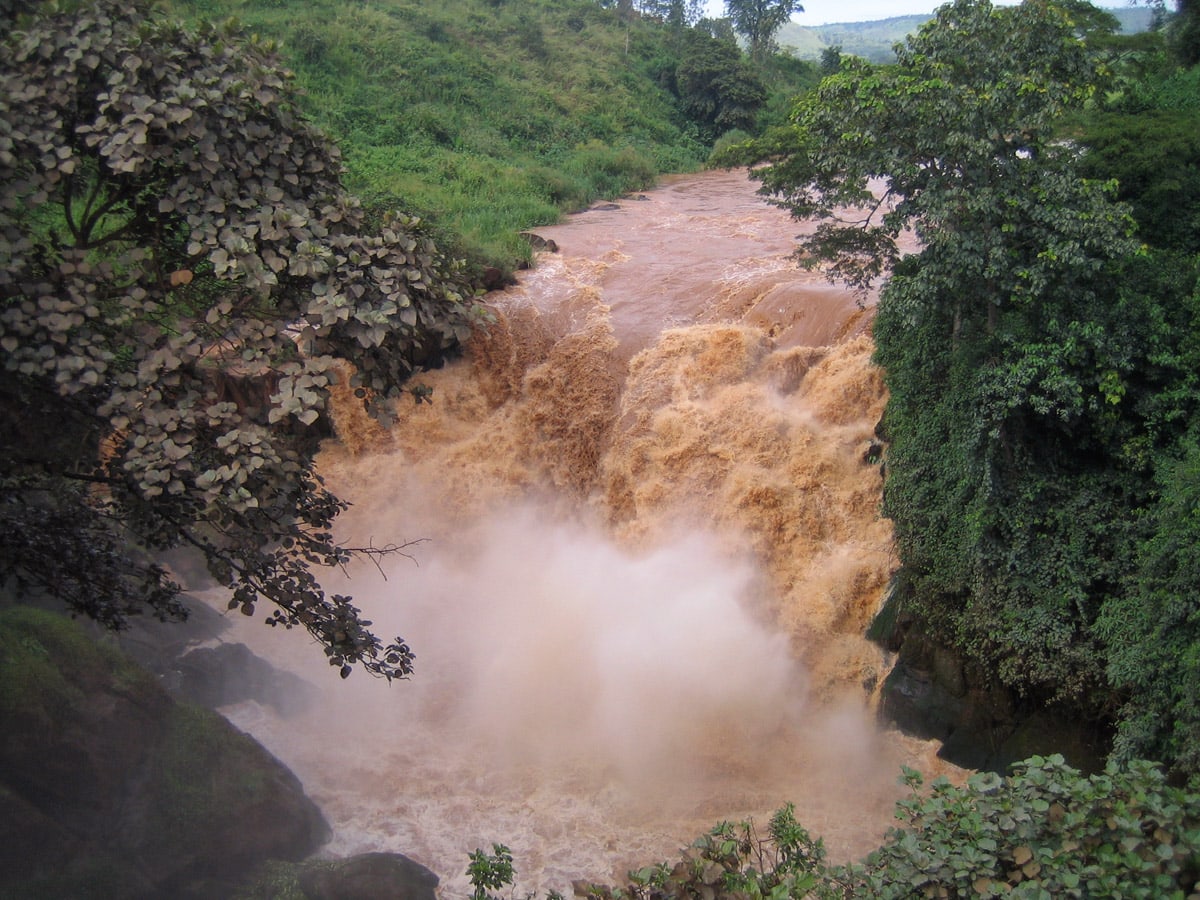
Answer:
[
  {"left": 210, "top": 170, "right": 959, "bottom": 897},
  {"left": 0, "top": 607, "right": 329, "bottom": 898}
]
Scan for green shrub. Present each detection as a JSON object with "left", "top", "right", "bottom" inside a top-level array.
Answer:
[{"left": 565, "top": 756, "right": 1200, "bottom": 899}]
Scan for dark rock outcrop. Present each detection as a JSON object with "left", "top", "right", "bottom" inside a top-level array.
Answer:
[
  {"left": 238, "top": 852, "right": 440, "bottom": 900},
  {"left": 168, "top": 642, "right": 319, "bottom": 717},
  {"left": 296, "top": 852, "right": 440, "bottom": 900},
  {"left": 0, "top": 606, "right": 329, "bottom": 898},
  {"left": 871, "top": 583, "right": 1110, "bottom": 773},
  {"left": 518, "top": 231, "right": 560, "bottom": 253}
]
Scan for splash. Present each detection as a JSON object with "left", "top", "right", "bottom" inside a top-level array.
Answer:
[{"left": 212, "top": 169, "right": 957, "bottom": 897}]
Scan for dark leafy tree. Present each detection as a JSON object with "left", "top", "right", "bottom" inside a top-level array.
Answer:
[
  {"left": 1076, "top": 109, "right": 1200, "bottom": 251},
  {"left": 0, "top": 0, "right": 482, "bottom": 678},
  {"left": 750, "top": 0, "right": 1149, "bottom": 708},
  {"left": 1168, "top": 0, "right": 1200, "bottom": 64},
  {"left": 724, "top": 0, "right": 804, "bottom": 62},
  {"left": 818, "top": 44, "right": 841, "bottom": 75},
  {"left": 666, "top": 0, "right": 706, "bottom": 28},
  {"left": 675, "top": 29, "right": 767, "bottom": 142},
  {"left": 1101, "top": 436, "right": 1200, "bottom": 772}
]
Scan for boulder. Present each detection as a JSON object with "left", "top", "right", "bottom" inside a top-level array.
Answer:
[
  {"left": 297, "top": 852, "right": 439, "bottom": 900},
  {"left": 170, "top": 642, "right": 319, "bottom": 717},
  {"left": 0, "top": 606, "right": 329, "bottom": 898},
  {"left": 870, "top": 581, "right": 1110, "bottom": 773},
  {"left": 518, "top": 231, "right": 559, "bottom": 252}
]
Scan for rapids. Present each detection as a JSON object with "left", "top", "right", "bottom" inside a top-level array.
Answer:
[{"left": 212, "top": 168, "right": 955, "bottom": 896}]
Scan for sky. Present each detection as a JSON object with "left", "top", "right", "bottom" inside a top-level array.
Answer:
[{"left": 703, "top": 0, "right": 1021, "bottom": 26}]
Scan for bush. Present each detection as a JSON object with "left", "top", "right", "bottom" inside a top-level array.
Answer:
[{"left": 566, "top": 756, "right": 1200, "bottom": 899}]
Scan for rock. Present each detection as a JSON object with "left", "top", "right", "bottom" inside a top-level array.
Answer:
[
  {"left": 0, "top": 606, "right": 329, "bottom": 898},
  {"left": 879, "top": 658, "right": 964, "bottom": 743},
  {"left": 108, "top": 593, "right": 318, "bottom": 718},
  {"left": 871, "top": 583, "right": 1110, "bottom": 773},
  {"left": 296, "top": 852, "right": 439, "bottom": 900},
  {"left": 518, "top": 231, "right": 559, "bottom": 252},
  {"left": 170, "top": 641, "right": 319, "bottom": 717},
  {"left": 481, "top": 266, "right": 510, "bottom": 291},
  {"left": 990, "top": 710, "right": 1109, "bottom": 775}
]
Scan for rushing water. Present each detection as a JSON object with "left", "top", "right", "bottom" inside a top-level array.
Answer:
[{"left": 212, "top": 168, "right": 955, "bottom": 897}]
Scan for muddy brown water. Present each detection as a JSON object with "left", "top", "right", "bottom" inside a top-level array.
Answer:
[{"left": 210, "top": 168, "right": 956, "bottom": 897}]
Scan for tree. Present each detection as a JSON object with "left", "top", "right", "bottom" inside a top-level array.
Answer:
[
  {"left": 1101, "top": 438, "right": 1200, "bottom": 772},
  {"left": 752, "top": 0, "right": 1144, "bottom": 707},
  {"left": 818, "top": 44, "right": 841, "bottom": 75},
  {"left": 675, "top": 29, "right": 767, "bottom": 143},
  {"left": 724, "top": 0, "right": 804, "bottom": 61},
  {"left": 0, "top": 1, "right": 482, "bottom": 678},
  {"left": 1161, "top": 0, "right": 1200, "bottom": 64},
  {"left": 666, "top": 0, "right": 706, "bottom": 28}
]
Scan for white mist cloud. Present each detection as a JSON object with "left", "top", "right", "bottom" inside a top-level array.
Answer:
[{"left": 395, "top": 506, "right": 807, "bottom": 786}]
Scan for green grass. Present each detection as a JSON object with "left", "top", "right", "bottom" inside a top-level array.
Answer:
[{"left": 163, "top": 0, "right": 817, "bottom": 273}]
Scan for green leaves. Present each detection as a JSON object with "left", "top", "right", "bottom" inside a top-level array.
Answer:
[
  {"left": 725, "top": 0, "right": 804, "bottom": 62},
  {"left": 0, "top": 0, "right": 482, "bottom": 680},
  {"left": 751, "top": 0, "right": 1183, "bottom": 724},
  {"left": 756, "top": 0, "right": 1132, "bottom": 300},
  {"left": 467, "top": 844, "right": 516, "bottom": 900}
]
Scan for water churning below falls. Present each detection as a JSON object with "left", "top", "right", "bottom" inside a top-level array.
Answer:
[{"left": 215, "top": 169, "right": 955, "bottom": 896}]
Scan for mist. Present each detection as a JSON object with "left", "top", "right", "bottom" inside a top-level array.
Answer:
[{"left": 214, "top": 502, "right": 903, "bottom": 895}]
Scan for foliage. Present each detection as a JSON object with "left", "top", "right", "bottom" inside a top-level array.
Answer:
[
  {"left": 754, "top": 0, "right": 1131, "bottom": 291},
  {"left": 724, "top": 0, "right": 805, "bottom": 62},
  {"left": 147, "top": 0, "right": 826, "bottom": 271},
  {"left": 161, "top": 0, "right": 722, "bottom": 270},
  {"left": 1074, "top": 109, "right": 1200, "bottom": 252},
  {"left": 1067, "top": 13, "right": 1200, "bottom": 770},
  {"left": 674, "top": 28, "right": 767, "bottom": 144},
  {"left": 466, "top": 843, "right": 567, "bottom": 900},
  {"left": 467, "top": 844, "right": 518, "bottom": 900},
  {"left": 1101, "top": 432, "right": 1200, "bottom": 772},
  {"left": 843, "top": 755, "right": 1200, "bottom": 898},
  {"left": 1165, "top": 0, "right": 1200, "bottom": 65},
  {"left": 744, "top": 0, "right": 1198, "bottom": 722},
  {"left": 0, "top": 0, "right": 486, "bottom": 678},
  {"left": 474, "top": 757, "right": 1200, "bottom": 898}
]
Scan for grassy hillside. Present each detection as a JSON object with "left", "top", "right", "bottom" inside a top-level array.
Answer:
[
  {"left": 779, "top": 6, "right": 1156, "bottom": 63},
  {"left": 165, "top": 0, "right": 816, "bottom": 275}
]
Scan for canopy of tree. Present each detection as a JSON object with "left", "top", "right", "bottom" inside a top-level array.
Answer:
[
  {"left": 0, "top": 0, "right": 484, "bottom": 678},
  {"left": 725, "top": 0, "right": 805, "bottom": 61}
]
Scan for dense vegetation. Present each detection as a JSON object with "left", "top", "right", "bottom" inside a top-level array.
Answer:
[
  {"left": 161, "top": 0, "right": 819, "bottom": 273},
  {"left": 732, "top": 0, "right": 1200, "bottom": 781},
  {"left": 6, "top": 0, "right": 1200, "bottom": 894}
]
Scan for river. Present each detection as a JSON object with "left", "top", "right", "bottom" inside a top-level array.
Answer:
[{"left": 215, "top": 168, "right": 954, "bottom": 897}]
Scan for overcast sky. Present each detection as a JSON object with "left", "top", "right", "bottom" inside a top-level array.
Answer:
[{"left": 703, "top": 0, "right": 1021, "bottom": 26}]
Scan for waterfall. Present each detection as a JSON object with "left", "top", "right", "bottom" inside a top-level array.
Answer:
[{"left": 210, "top": 169, "right": 956, "bottom": 896}]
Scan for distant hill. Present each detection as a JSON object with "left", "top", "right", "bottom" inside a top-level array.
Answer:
[{"left": 778, "top": 6, "right": 1156, "bottom": 63}]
